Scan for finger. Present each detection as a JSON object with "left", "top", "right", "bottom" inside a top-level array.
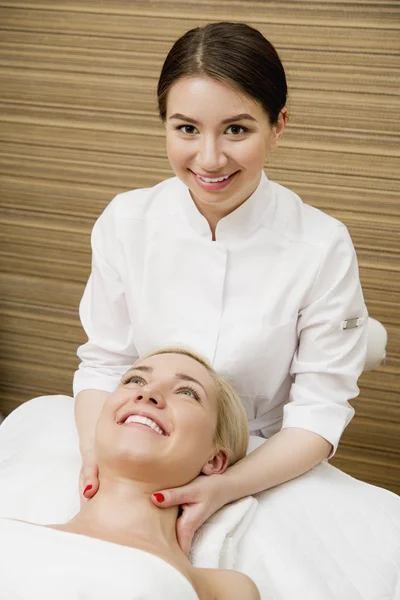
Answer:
[
  {"left": 82, "top": 466, "right": 99, "bottom": 499},
  {"left": 177, "top": 505, "right": 205, "bottom": 556},
  {"left": 82, "top": 463, "right": 98, "bottom": 480},
  {"left": 151, "top": 487, "right": 191, "bottom": 508},
  {"left": 178, "top": 529, "right": 194, "bottom": 557},
  {"left": 82, "top": 483, "right": 97, "bottom": 499},
  {"left": 177, "top": 519, "right": 195, "bottom": 556}
]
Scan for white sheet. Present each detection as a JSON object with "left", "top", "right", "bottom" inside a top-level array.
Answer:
[
  {"left": 0, "top": 518, "right": 200, "bottom": 600},
  {"left": 0, "top": 395, "right": 399, "bottom": 600},
  {"left": 236, "top": 439, "right": 400, "bottom": 599}
]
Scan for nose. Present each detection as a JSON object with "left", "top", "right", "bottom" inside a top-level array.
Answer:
[
  {"left": 133, "top": 386, "right": 166, "bottom": 409},
  {"left": 197, "top": 135, "right": 227, "bottom": 172}
]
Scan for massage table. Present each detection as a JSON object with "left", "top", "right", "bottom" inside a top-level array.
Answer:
[{"left": 0, "top": 317, "right": 399, "bottom": 599}]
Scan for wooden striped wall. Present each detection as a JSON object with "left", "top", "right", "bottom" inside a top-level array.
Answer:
[{"left": 0, "top": 1, "right": 399, "bottom": 494}]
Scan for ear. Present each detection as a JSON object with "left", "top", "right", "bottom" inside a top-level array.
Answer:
[
  {"left": 201, "top": 449, "right": 229, "bottom": 476},
  {"left": 270, "top": 107, "right": 287, "bottom": 150}
]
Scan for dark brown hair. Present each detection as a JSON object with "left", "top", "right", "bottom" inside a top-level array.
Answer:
[{"left": 157, "top": 22, "right": 287, "bottom": 126}]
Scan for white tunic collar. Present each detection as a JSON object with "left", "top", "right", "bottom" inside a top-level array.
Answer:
[{"left": 176, "top": 170, "right": 271, "bottom": 241}]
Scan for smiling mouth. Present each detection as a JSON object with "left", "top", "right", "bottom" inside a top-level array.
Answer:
[
  {"left": 194, "top": 172, "right": 236, "bottom": 183},
  {"left": 120, "top": 414, "right": 166, "bottom": 436},
  {"left": 190, "top": 169, "right": 239, "bottom": 189}
]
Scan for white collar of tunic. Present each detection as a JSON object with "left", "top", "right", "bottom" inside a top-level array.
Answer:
[{"left": 174, "top": 170, "right": 272, "bottom": 241}]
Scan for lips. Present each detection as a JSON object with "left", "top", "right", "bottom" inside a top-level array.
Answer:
[
  {"left": 189, "top": 169, "right": 239, "bottom": 191},
  {"left": 117, "top": 410, "right": 169, "bottom": 436},
  {"left": 195, "top": 172, "right": 231, "bottom": 181},
  {"left": 192, "top": 170, "right": 238, "bottom": 180}
]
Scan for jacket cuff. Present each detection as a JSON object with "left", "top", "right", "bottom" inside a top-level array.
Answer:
[{"left": 281, "top": 402, "right": 355, "bottom": 458}]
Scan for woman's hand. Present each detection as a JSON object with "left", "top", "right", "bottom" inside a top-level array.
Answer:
[
  {"left": 79, "top": 450, "right": 99, "bottom": 506},
  {"left": 151, "top": 474, "right": 228, "bottom": 556},
  {"left": 74, "top": 389, "right": 111, "bottom": 506}
]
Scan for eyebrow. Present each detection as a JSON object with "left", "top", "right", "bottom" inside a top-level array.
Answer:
[
  {"left": 128, "top": 365, "right": 153, "bottom": 374},
  {"left": 168, "top": 113, "right": 257, "bottom": 125},
  {"left": 174, "top": 372, "right": 206, "bottom": 394},
  {"left": 123, "top": 366, "right": 207, "bottom": 395},
  {"left": 121, "top": 364, "right": 152, "bottom": 381}
]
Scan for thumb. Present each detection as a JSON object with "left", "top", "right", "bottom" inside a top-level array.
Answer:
[
  {"left": 81, "top": 463, "right": 99, "bottom": 499},
  {"left": 176, "top": 515, "right": 196, "bottom": 557},
  {"left": 151, "top": 486, "right": 191, "bottom": 508}
]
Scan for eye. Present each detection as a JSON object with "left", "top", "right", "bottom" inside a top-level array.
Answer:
[
  {"left": 122, "top": 374, "right": 146, "bottom": 386},
  {"left": 226, "top": 124, "right": 248, "bottom": 136},
  {"left": 177, "top": 386, "right": 201, "bottom": 402},
  {"left": 177, "top": 125, "right": 198, "bottom": 135}
]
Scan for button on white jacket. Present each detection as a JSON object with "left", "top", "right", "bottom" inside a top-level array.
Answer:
[{"left": 74, "top": 171, "right": 368, "bottom": 455}]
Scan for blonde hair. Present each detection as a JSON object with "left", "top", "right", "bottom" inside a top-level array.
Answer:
[{"left": 143, "top": 347, "right": 249, "bottom": 467}]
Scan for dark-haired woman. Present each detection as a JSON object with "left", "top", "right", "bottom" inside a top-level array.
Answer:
[{"left": 74, "top": 22, "right": 368, "bottom": 555}]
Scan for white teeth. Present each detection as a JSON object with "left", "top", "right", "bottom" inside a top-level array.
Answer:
[
  {"left": 197, "top": 174, "right": 230, "bottom": 183},
  {"left": 123, "top": 415, "right": 164, "bottom": 435}
]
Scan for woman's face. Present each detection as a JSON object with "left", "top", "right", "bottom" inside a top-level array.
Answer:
[
  {"left": 95, "top": 353, "right": 223, "bottom": 487},
  {"left": 165, "top": 76, "right": 285, "bottom": 219}
]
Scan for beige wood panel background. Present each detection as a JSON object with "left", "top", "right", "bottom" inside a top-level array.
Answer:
[{"left": 0, "top": 1, "right": 399, "bottom": 494}]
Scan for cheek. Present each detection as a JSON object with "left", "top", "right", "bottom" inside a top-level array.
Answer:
[
  {"left": 166, "top": 137, "right": 191, "bottom": 167},
  {"left": 96, "top": 393, "right": 126, "bottom": 442},
  {"left": 182, "top": 414, "right": 216, "bottom": 452},
  {"left": 240, "top": 137, "right": 268, "bottom": 164},
  {"left": 95, "top": 413, "right": 114, "bottom": 458}
]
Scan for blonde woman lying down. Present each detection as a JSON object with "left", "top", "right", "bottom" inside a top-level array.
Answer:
[{"left": 0, "top": 348, "right": 259, "bottom": 600}]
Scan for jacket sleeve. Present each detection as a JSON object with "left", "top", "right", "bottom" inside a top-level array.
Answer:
[
  {"left": 73, "top": 199, "right": 138, "bottom": 397},
  {"left": 282, "top": 225, "right": 368, "bottom": 457}
]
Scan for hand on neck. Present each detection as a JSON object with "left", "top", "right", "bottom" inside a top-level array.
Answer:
[{"left": 71, "top": 471, "right": 181, "bottom": 553}]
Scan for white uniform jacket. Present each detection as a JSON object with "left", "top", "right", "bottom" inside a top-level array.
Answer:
[{"left": 74, "top": 171, "right": 368, "bottom": 455}]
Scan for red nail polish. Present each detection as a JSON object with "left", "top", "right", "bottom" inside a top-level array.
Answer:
[
  {"left": 83, "top": 485, "right": 93, "bottom": 496},
  {"left": 153, "top": 492, "right": 165, "bottom": 503}
]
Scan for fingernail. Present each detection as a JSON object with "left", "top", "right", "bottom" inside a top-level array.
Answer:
[
  {"left": 83, "top": 485, "right": 93, "bottom": 497},
  {"left": 153, "top": 493, "right": 165, "bottom": 503}
]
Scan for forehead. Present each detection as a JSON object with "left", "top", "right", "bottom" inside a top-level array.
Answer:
[{"left": 166, "top": 76, "right": 263, "bottom": 120}]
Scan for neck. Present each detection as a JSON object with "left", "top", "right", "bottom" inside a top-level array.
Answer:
[
  {"left": 189, "top": 172, "right": 262, "bottom": 239},
  {"left": 69, "top": 474, "right": 181, "bottom": 554},
  {"left": 189, "top": 192, "right": 229, "bottom": 238}
]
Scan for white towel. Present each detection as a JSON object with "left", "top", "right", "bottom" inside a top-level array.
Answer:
[{"left": 189, "top": 495, "right": 258, "bottom": 569}]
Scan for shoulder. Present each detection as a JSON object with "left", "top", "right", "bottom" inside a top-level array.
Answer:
[
  {"left": 107, "top": 175, "right": 182, "bottom": 221},
  {"left": 266, "top": 179, "right": 346, "bottom": 249},
  {"left": 90, "top": 175, "right": 181, "bottom": 247},
  {"left": 200, "top": 568, "right": 260, "bottom": 600}
]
